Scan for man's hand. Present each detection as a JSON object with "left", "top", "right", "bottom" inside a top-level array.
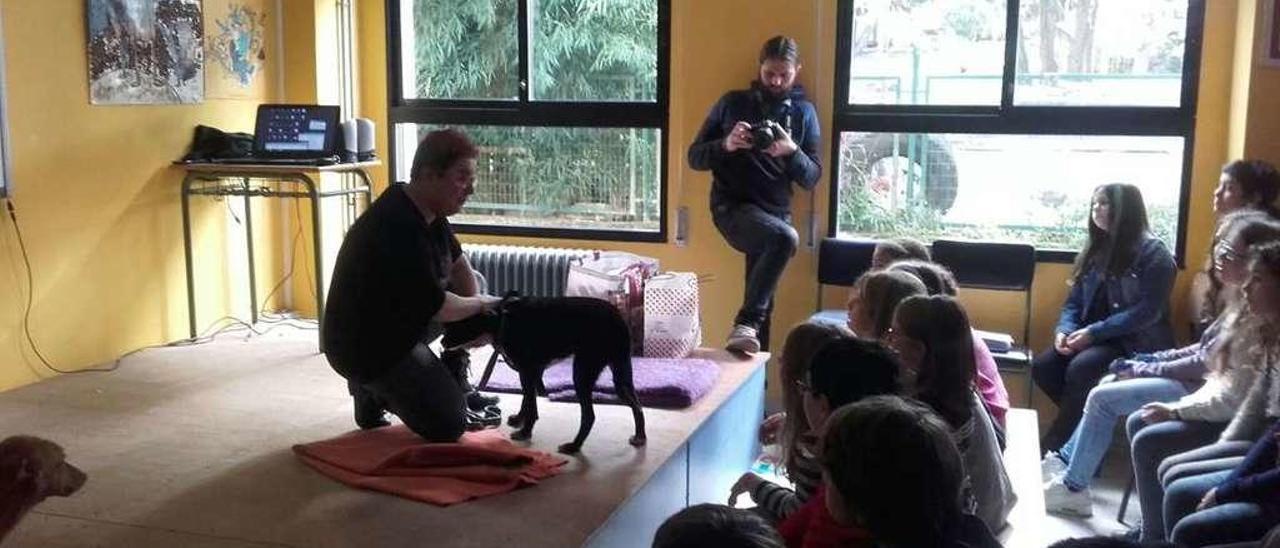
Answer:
[
  {"left": 759, "top": 412, "right": 785, "bottom": 445},
  {"left": 1141, "top": 402, "right": 1177, "bottom": 424},
  {"left": 1197, "top": 487, "right": 1218, "bottom": 511},
  {"left": 764, "top": 124, "right": 798, "bottom": 158},
  {"left": 727, "top": 472, "right": 765, "bottom": 507},
  {"left": 723, "top": 121, "right": 753, "bottom": 152},
  {"left": 1065, "top": 329, "right": 1094, "bottom": 353}
]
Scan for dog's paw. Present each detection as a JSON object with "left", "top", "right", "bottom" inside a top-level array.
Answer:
[
  {"left": 629, "top": 435, "right": 647, "bottom": 447},
  {"left": 507, "top": 414, "right": 525, "bottom": 428},
  {"left": 510, "top": 429, "right": 532, "bottom": 442},
  {"left": 557, "top": 442, "right": 581, "bottom": 455}
]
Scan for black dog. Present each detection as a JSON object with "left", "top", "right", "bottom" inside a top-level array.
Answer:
[{"left": 444, "top": 294, "right": 647, "bottom": 454}]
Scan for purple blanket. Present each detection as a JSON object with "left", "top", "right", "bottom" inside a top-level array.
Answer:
[{"left": 479, "top": 356, "right": 720, "bottom": 409}]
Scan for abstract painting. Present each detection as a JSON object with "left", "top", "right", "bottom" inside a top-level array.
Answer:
[
  {"left": 86, "top": 0, "right": 204, "bottom": 105},
  {"left": 208, "top": 3, "right": 266, "bottom": 89}
]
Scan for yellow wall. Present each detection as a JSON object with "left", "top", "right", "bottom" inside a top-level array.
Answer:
[
  {"left": 0, "top": 0, "right": 1254, "bottom": 404},
  {"left": 0, "top": 1, "right": 282, "bottom": 391},
  {"left": 350, "top": 1, "right": 1251, "bottom": 409},
  {"left": 1242, "top": 0, "right": 1280, "bottom": 163}
]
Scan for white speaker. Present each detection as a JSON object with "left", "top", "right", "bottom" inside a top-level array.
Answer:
[
  {"left": 341, "top": 119, "right": 359, "bottom": 163},
  {"left": 355, "top": 118, "right": 376, "bottom": 161}
]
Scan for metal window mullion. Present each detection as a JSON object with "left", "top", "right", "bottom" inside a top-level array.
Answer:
[
  {"left": 1000, "top": 0, "right": 1020, "bottom": 110},
  {"left": 518, "top": 0, "right": 530, "bottom": 104}
]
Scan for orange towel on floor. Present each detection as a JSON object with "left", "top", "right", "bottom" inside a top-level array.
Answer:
[{"left": 293, "top": 426, "right": 568, "bottom": 506}]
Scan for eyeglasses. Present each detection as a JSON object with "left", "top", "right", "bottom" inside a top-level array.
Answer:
[{"left": 1216, "top": 240, "right": 1243, "bottom": 263}]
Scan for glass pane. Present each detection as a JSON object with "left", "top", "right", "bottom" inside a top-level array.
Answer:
[
  {"left": 848, "top": 0, "right": 1006, "bottom": 105},
  {"left": 531, "top": 0, "right": 658, "bottom": 102},
  {"left": 1015, "top": 0, "right": 1187, "bottom": 106},
  {"left": 835, "top": 132, "right": 1182, "bottom": 250},
  {"left": 394, "top": 124, "right": 661, "bottom": 233},
  {"left": 400, "top": 0, "right": 519, "bottom": 100}
]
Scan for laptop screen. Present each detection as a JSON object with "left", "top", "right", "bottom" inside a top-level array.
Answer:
[{"left": 253, "top": 104, "right": 340, "bottom": 158}]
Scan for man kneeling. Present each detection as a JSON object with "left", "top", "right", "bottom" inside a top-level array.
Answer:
[{"left": 322, "top": 129, "right": 499, "bottom": 442}]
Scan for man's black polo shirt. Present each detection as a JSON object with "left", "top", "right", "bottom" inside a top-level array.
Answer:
[{"left": 321, "top": 183, "right": 461, "bottom": 383}]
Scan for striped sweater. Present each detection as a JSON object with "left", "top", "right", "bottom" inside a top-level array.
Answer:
[{"left": 750, "top": 445, "right": 822, "bottom": 521}]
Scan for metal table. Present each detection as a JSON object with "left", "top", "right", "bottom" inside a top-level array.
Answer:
[{"left": 177, "top": 161, "right": 377, "bottom": 343}]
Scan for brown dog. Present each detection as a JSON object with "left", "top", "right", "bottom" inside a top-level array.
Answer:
[{"left": 0, "top": 436, "right": 86, "bottom": 543}]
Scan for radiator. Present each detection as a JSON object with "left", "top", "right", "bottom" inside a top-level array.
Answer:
[{"left": 463, "top": 244, "right": 596, "bottom": 298}]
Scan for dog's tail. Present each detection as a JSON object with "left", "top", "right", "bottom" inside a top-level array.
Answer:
[{"left": 610, "top": 350, "right": 647, "bottom": 446}]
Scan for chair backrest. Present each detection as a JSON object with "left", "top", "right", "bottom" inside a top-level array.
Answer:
[
  {"left": 932, "top": 239, "right": 1037, "bottom": 352},
  {"left": 817, "top": 237, "right": 877, "bottom": 287},
  {"left": 930, "top": 239, "right": 1035, "bottom": 291}
]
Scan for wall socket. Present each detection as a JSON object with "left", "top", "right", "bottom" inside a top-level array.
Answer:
[{"left": 675, "top": 206, "right": 689, "bottom": 247}]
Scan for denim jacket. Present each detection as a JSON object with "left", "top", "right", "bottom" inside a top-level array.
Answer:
[{"left": 1056, "top": 235, "right": 1176, "bottom": 353}]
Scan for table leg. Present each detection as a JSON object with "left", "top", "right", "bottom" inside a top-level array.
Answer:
[
  {"left": 181, "top": 174, "right": 197, "bottom": 339},
  {"left": 242, "top": 178, "right": 259, "bottom": 326}
]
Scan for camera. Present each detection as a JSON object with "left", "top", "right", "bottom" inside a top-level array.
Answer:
[{"left": 749, "top": 121, "right": 783, "bottom": 151}]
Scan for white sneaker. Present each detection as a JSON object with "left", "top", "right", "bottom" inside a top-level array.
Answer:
[
  {"left": 1044, "top": 477, "right": 1093, "bottom": 517},
  {"left": 1041, "top": 451, "right": 1068, "bottom": 482},
  {"left": 726, "top": 324, "right": 760, "bottom": 354}
]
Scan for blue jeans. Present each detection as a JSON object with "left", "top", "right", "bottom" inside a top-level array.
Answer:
[
  {"left": 1160, "top": 441, "right": 1252, "bottom": 490},
  {"left": 1166, "top": 470, "right": 1279, "bottom": 547},
  {"left": 1033, "top": 344, "right": 1126, "bottom": 452},
  {"left": 712, "top": 201, "right": 797, "bottom": 330},
  {"left": 1127, "top": 411, "right": 1227, "bottom": 541},
  {"left": 1059, "top": 378, "right": 1189, "bottom": 490}
]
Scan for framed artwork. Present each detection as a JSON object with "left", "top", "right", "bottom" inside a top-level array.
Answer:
[
  {"left": 86, "top": 0, "right": 204, "bottom": 105},
  {"left": 205, "top": 0, "right": 270, "bottom": 99},
  {"left": 1265, "top": 0, "right": 1280, "bottom": 67}
]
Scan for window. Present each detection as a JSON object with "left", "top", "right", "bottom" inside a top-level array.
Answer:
[
  {"left": 387, "top": 0, "right": 670, "bottom": 241},
  {"left": 833, "top": 0, "right": 1203, "bottom": 260}
]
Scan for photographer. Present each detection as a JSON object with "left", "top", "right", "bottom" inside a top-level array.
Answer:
[{"left": 688, "top": 35, "right": 822, "bottom": 353}]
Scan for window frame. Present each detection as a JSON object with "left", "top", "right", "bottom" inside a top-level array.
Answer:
[
  {"left": 385, "top": 0, "right": 672, "bottom": 242},
  {"left": 829, "top": 0, "right": 1206, "bottom": 264}
]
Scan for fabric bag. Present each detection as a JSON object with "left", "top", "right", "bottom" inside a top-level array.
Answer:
[
  {"left": 565, "top": 251, "right": 659, "bottom": 355},
  {"left": 642, "top": 272, "right": 702, "bottom": 358}
]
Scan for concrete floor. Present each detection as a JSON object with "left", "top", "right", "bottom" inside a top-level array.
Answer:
[{"left": 0, "top": 325, "right": 1137, "bottom": 547}]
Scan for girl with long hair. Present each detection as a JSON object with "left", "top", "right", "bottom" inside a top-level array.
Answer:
[
  {"left": 1162, "top": 241, "right": 1280, "bottom": 546},
  {"left": 1032, "top": 184, "right": 1177, "bottom": 454},
  {"left": 886, "top": 295, "right": 1015, "bottom": 533},
  {"left": 728, "top": 322, "right": 846, "bottom": 521},
  {"left": 1042, "top": 211, "right": 1278, "bottom": 518}
]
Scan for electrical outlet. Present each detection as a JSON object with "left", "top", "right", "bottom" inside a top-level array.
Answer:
[{"left": 675, "top": 206, "right": 689, "bottom": 246}]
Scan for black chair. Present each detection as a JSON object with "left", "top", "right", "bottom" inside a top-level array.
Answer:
[
  {"left": 809, "top": 237, "right": 877, "bottom": 326},
  {"left": 931, "top": 239, "right": 1037, "bottom": 407}
]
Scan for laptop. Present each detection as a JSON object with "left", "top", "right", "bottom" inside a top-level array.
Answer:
[{"left": 210, "top": 104, "right": 342, "bottom": 166}]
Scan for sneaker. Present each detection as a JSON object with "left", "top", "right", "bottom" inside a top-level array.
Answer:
[
  {"left": 1041, "top": 451, "right": 1068, "bottom": 482},
  {"left": 726, "top": 324, "right": 761, "bottom": 354},
  {"left": 1044, "top": 477, "right": 1093, "bottom": 517}
]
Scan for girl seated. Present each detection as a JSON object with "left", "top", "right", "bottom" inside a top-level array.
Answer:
[
  {"left": 1126, "top": 215, "right": 1280, "bottom": 541},
  {"left": 885, "top": 295, "right": 1015, "bottom": 533},
  {"left": 730, "top": 322, "right": 846, "bottom": 521},
  {"left": 1033, "top": 183, "right": 1177, "bottom": 454},
  {"left": 888, "top": 260, "right": 1010, "bottom": 431},
  {"left": 1162, "top": 241, "right": 1280, "bottom": 547},
  {"left": 1041, "top": 210, "right": 1275, "bottom": 517}
]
